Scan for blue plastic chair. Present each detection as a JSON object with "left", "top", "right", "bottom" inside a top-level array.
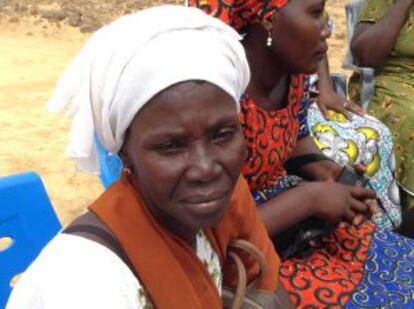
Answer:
[{"left": 0, "top": 172, "right": 61, "bottom": 307}]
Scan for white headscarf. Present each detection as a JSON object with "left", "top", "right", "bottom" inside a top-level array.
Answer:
[{"left": 47, "top": 5, "right": 250, "bottom": 174}]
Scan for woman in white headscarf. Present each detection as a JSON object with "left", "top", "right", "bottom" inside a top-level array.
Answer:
[{"left": 6, "top": 5, "right": 287, "bottom": 309}]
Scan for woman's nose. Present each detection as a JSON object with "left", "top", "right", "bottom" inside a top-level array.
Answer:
[
  {"left": 185, "top": 144, "right": 222, "bottom": 183},
  {"left": 321, "top": 21, "right": 332, "bottom": 40}
]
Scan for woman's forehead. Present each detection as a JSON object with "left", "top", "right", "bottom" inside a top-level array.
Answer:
[
  {"left": 143, "top": 81, "right": 233, "bottom": 113},
  {"left": 129, "top": 82, "right": 238, "bottom": 134}
]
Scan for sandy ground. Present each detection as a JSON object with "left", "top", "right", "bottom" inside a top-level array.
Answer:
[{"left": 0, "top": 1, "right": 350, "bottom": 226}]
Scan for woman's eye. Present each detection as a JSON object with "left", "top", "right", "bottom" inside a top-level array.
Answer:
[
  {"left": 154, "top": 141, "right": 184, "bottom": 155},
  {"left": 310, "top": 6, "right": 324, "bottom": 19},
  {"left": 213, "top": 127, "right": 236, "bottom": 144},
  {"left": 312, "top": 10, "right": 323, "bottom": 18}
]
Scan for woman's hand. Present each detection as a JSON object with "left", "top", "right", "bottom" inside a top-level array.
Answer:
[
  {"left": 351, "top": 199, "right": 381, "bottom": 225},
  {"left": 323, "top": 162, "right": 367, "bottom": 183},
  {"left": 322, "top": 163, "right": 380, "bottom": 226},
  {"left": 308, "top": 181, "right": 377, "bottom": 224},
  {"left": 316, "top": 90, "right": 364, "bottom": 120}
]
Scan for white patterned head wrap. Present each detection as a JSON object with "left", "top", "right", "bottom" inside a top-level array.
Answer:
[{"left": 47, "top": 5, "right": 250, "bottom": 174}]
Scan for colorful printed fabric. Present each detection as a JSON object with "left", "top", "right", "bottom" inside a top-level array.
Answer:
[
  {"left": 348, "top": 0, "right": 414, "bottom": 206},
  {"left": 187, "top": 0, "right": 287, "bottom": 31},
  {"left": 245, "top": 77, "right": 414, "bottom": 307},
  {"left": 239, "top": 74, "right": 306, "bottom": 191},
  {"left": 255, "top": 184, "right": 414, "bottom": 308},
  {"left": 283, "top": 221, "right": 414, "bottom": 308},
  {"left": 297, "top": 78, "right": 311, "bottom": 139},
  {"left": 238, "top": 63, "right": 414, "bottom": 308},
  {"left": 280, "top": 221, "right": 374, "bottom": 308},
  {"left": 346, "top": 228, "right": 414, "bottom": 308},
  {"left": 252, "top": 176, "right": 302, "bottom": 205},
  {"left": 308, "top": 104, "right": 402, "bottom": 230}
]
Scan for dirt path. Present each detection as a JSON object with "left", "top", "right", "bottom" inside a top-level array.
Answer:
[
  {"left": 0, "top": 22, "right": 100, "bottom": 225},
  {"left": 0, "top": 1, "right": 350, "bottom": 226}
]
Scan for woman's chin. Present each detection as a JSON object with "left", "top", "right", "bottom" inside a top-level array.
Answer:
[
  {"left": 288, "top": 62, "right": 319, "bottom": 75},
  {"left": 302, "top": 62, "right": 320, "bottom": 75}
]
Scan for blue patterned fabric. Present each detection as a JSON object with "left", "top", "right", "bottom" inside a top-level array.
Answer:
[
  {"left": 252, "top": 175, "right": 302, "bottom": 205},
  {"left": 297, "top": 78, "right": 311, "bottom": 140},
  {"left": 345, "top": 229, "right": 414, "bottom": 308}
]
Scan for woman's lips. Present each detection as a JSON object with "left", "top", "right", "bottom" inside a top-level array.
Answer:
[
  {"left": 316, "top": 46, "right": 329, "bottom": 57},
  {"left": 180, "top": 192, "right": 229, "bottom": 216},
  {"left": 314, "top": 47, "right": 328, "bottom": 61}
]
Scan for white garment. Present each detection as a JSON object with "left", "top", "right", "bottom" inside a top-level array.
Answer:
[
  {"left": 6, "top": 232, "right": 221, "bottom": 309},
  {"left": 47, "top": 5, "right": 250, "bottom": 175}
]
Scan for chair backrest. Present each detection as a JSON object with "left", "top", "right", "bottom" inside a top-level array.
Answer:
[
  {"left": 343, "top": 0, "right": 366, "bottom": 69},
  {"left": 330, "top": 73, "right": 348, "bottom": 99},
  {"left": 0, "top": 172, "right": 61, "bottom": 307},
  {"left": 343, "top": 0, "right": 375, "bottom": 111}
]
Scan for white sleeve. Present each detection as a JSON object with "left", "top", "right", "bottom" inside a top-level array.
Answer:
[{"left": 6, "top": 234, "right": 145, "bottom": 309}]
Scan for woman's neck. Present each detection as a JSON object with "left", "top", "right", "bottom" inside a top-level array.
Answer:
[
  {"left": 153, "top": 212, "right": 198, "bottom": 247},
  {"left": 242, "top": 25, "right": 290, "bottom": 111}
]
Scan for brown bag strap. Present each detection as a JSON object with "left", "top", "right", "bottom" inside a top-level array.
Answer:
[
  {"left": 229, "top": 239, "right": 267, "bottom": 290},
  {"left": 227, "top": 251, "right": 247, "bottom": 309},
  {"left": 227, "top": 239, "right": 268, "bottom": 308}
]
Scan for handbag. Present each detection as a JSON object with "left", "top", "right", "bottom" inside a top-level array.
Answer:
[
  {"left": 222, "top": 239, "right": 294, "bottom": 309},
  {"left": 271, "top": 153, "right": 338, "bottom": 258},
  {"left": 276, "top": 154, "right": 396, "bottom": 259},
  {"left": 272, "top": 217, "right": 336, "bottom": 259}
]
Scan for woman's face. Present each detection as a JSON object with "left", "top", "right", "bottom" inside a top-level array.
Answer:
[
  {"left": 271, "top": 0, "right": 330, "bottom": 74},
  {"left": 122, "top": 81, "right": 246, "bottom": 241}
]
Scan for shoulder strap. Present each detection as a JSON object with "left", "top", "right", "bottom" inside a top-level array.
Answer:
[
  {"left": 63, "top": 211, "right": 136, "bottom": 276},
  {"left": 284, "top": 153, "right": 332, "bottom": 175}
]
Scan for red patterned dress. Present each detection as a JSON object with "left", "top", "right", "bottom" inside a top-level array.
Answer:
[{"left": 240, "top": 74, "right": 305, "bottom": 192}]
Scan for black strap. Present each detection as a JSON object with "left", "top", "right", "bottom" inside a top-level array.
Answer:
[
  {"left": 285, "top": 153, "right": 332, "bottom": 175},
  {"left": 63, "top": 212, "right": 136, "bottom": 276}
]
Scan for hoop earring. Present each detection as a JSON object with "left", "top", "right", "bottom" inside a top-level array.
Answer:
[{"left": 266, "top": 30, "right": 273, "bottom": 47}]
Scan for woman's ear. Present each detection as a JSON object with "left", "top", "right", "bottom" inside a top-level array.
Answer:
[
  {"left": 119, "top": 144, "right": 135, "bottom": 178},
  {"left": 262, "top": 18, "right": 274, "bottom": 47},
  {"left": 119, "top": 145, "right": 130, "bottom": 169},
  {"left": 266, "top": 8, "right": 282, "bottom": 32},
  {"left": 262, "top": 19, "right": 273, "bottom": 33},
  {"left": 119, "top": 128, "right": 132, "bottom": 167}
]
